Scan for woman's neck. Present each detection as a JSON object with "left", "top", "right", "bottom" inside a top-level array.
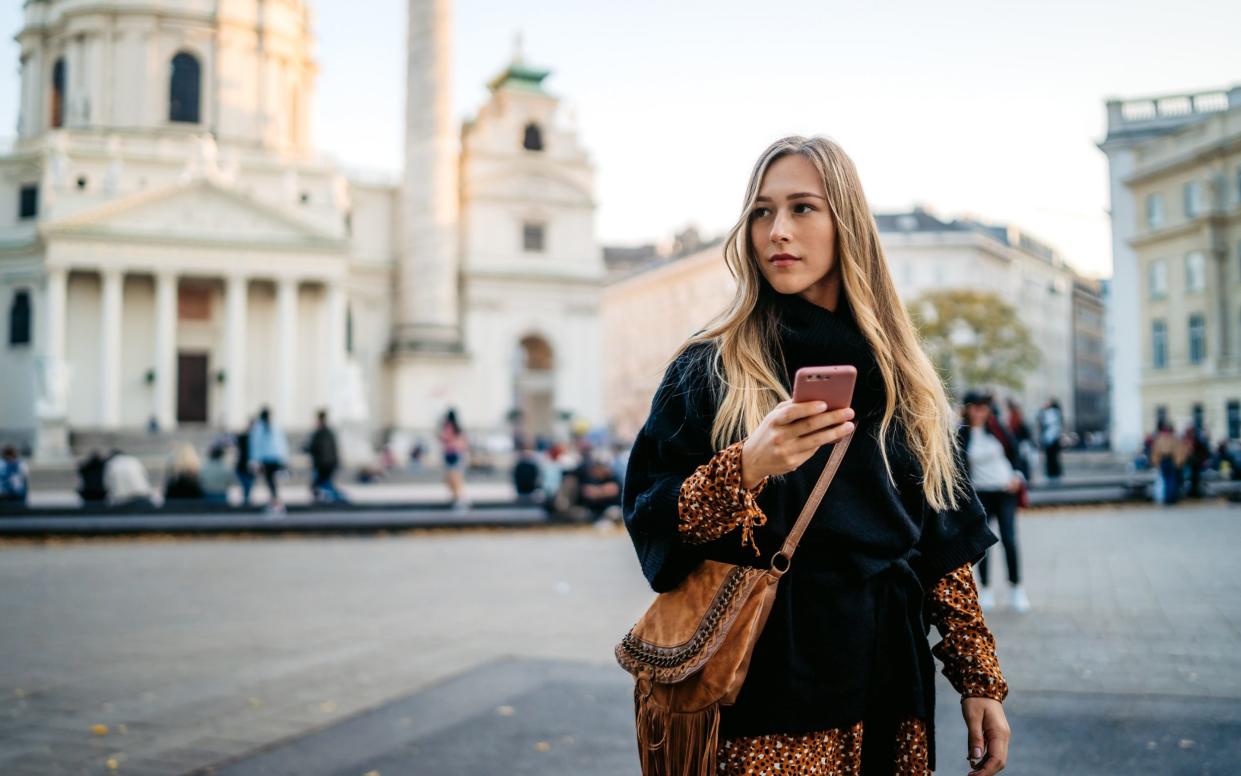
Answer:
[{"left": 797, "top": 269, "right": 842, "bottom": 312}]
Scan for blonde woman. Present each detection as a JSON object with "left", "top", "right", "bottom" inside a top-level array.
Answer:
[{"left": 622, "top": 136, "right": 1011, "bottom": 776}]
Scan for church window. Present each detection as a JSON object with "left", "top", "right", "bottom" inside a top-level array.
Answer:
[
  {"left": 18, "top": 184, "right": 38, "bottom": 219},
  {"left": 523, "top": 222, "right": 546, "bottom": 253},
  {"left": 8, "top": 289, "right": 31, "bottom": 346},
  {"left": 169, "top": 52, "right": 202, "bottom": 124},
  {"left": 523, "top": 122, "right": 544, "bottom": 151},
  {"left": 50, "top": 58, "right": 66, "bottom": 128}
]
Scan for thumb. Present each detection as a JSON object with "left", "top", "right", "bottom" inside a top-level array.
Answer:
[{"left": 964, "top": 703, "right": 985, "bottom": 762}]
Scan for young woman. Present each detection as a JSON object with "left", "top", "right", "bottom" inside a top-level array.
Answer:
[
  {"left": 959, "top": 392, "right": 1029, "bottom": 614},
  {"left": 438, "top": 408, "right": 469, "bottom": 508},
  {"left": 622, "top": 136, "right": 1011, "bottom": 775}
]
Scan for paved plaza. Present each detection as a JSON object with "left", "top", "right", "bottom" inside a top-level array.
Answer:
[{"left": 1, "top": 501, "right": 1239, "bottom": 775}]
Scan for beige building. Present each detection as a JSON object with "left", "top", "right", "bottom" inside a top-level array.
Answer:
[
  {"left": 1115, "top": 87, "right": 1241, "bottom": 440},
  {"left": 0, "top": 0, "right": 606, "bottom": 461}
]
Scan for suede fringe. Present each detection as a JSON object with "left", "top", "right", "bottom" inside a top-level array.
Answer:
[{"left": 633, "top": 686, "right": 721, "bottom": 776}]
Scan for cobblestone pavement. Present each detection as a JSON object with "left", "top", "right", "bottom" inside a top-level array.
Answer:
[{"left": 1, "top": 501, "right": 1239, "bottom": 775}]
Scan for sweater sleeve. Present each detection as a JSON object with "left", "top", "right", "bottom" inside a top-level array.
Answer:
[
  {"left": 677, "top": 440, "right": 770, "bottom": 554},
  {"left": 621, "top": 343, "right": 726, "bottom": 592},
  {"left": 924, "top": 563, "right": 1009, "bottom": 702}
]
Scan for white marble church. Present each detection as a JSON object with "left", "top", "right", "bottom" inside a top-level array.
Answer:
[{"left": 0, "top": 0, "right": 605, "bottom": 461}]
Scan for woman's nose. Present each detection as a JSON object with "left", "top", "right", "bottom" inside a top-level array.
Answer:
[{"left": 771, "top": 211, "right": 792, "bottom": 242}]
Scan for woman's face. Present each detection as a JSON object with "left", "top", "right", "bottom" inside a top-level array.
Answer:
[
  {"left": 966, "top": 403, "right": 991, "bottom": 427},
  {"left": 749, "top": 153, "right": 839, "bottom": 308}
]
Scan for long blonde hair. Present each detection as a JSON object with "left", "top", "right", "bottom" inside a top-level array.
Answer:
[{"left": 671, "top": 135, "right": 964, "bottom": 511}]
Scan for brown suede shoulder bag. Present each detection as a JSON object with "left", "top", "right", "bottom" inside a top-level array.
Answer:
[{"left": 614, "top": 431, "right": 854, "bottom": 776}]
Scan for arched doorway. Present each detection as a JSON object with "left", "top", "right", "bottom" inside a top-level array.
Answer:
[{"left": 513, "top": 334, "right": 554, "bottom": 441}]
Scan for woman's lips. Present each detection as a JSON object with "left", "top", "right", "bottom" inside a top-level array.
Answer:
[{"left": 770, "top": 253, "right": 799, "bottom": 267}]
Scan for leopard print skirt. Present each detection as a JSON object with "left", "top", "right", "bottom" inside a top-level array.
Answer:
[{"left": 717, "top": 716, "right": 930, "bottom": 775}]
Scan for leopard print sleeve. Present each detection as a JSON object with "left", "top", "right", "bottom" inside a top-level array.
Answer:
[
  {"left": 677, "top": 440, "right": 770, "bottom": 555},
  {"left": 924, "top": 563, "right": 1009, "bottom": 702}
]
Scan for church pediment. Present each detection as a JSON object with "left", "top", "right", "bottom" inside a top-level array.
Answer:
[{"left": 43, "top": 178, "right": 343, "bottom": 248}]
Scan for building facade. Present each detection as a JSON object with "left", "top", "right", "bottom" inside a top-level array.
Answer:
[
  {"left": 0, "top": 0, "right": 605, "bottom": 460},
  {"left": 1099, "top": 84, "right": 1241, "bottom": 450},
  {"left": 1101, "top": 86, "right": 1241, "bottom": 442},
  {"left": 876, "top": 209, "right": 1081, "bottom": 430}
]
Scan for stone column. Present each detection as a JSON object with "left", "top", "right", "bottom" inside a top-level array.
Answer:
[
  {"left": 99, "top": 268, "right": 123, "bottom": 428},
  {"left": 395, "top": 0, "right": 460, "bottom": 352},
  {"left": 275, "top": 277, "right": 298, "bottom": 426},
  {"left": 323, "top": 281, "right": 347, "bottom": 409},
  {"left": 34, "top": 267, "right": 70, "bottom": 461},
  {"left": 224, "top": 274, "right": 248, "bottom": 429},
  {"left": 153, "top": 271, "right": 177, "bottom": 430}
]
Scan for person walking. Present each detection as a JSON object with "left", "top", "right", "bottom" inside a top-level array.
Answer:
[
  {"left": 1004, "top": 398, "right": 1034, "bottom": 482},
  {"left": 622, "top": 136, "right": 1010, "bottom": 776},
  {"left": 438, "top": 408, "right": 469, "bottom": 509},
  {"left": 960, "top": 391, "right": 1029, "bottom": 614},
  {"left": 248, "top": 407, "right": 289, "bottom": 513},
  {"left": 306, "top": 409, "right": 345, "bottom": 503},
  {"left": 1038, "top": 398, "right": 1064, "bottom": 483}
]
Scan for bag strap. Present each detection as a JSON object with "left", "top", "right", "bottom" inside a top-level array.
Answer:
[{"left": 768, "top": 430, "right": 854, "bottom": 574}]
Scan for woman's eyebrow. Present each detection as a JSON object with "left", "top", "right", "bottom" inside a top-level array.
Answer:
[{"left": 754, "top": 192, "right": 827, "bottom": 202}]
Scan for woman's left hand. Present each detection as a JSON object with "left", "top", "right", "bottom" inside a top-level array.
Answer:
[{"left": 961, "top": 697, "right": 1009, "bottom": 775}]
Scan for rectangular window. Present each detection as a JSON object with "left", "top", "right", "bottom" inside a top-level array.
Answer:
[
  {"left": 1148, "top": 259, "right": 1167, "bottom": 299},
  {"left": 1185, "top": 251, "right": 1206, "bottom": 293},
  {"left": 1228, "top": 400, "right": 1240, "bottom": 440},
  {"left": 1155, "top": 405, "right": 1169, "bottom": 429},
  {"left": 8, "top": 289, "right": 32, "bottom": 346},
  {"left": 1192, "top": 403, "right": 1204, "bottom": 431},
  {"left": 1183, "top": 180, "right": 1204, "bottom": 219},
  {"left": 1188, "top": 314, "right": 1206, "bottom": 364},
  {"left": 1146, "top": 193, "right": 1165, "bottom": 229},
  {"left": 1151, "top": 319, "right": 1167, "bottom": 368},
  {"left": 522, "top": 222, "right": 545, "bottom": 253},
  {"left": 18, "top": 184, "right": 37, "bottom": 219}
]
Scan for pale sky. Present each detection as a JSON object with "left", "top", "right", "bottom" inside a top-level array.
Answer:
[{"left": 2, "top": 0, "right": 1239, "bottom": 278}]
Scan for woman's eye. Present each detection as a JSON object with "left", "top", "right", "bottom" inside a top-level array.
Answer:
[
  {"left": 751, "top": 207, "right": 770, "bottom": 219},
  {"left": 794, "top": 203, "right": 814, "bottom": 213}
]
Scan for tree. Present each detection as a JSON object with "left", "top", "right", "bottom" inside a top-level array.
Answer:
[{"left": 908, "top": 289, "right": 1040, "bottom": 397}]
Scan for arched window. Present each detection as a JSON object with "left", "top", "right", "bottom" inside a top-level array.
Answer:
[
  {"left": 169, "top": 52, "right": 201, "bottom": 123},
  {"left": 522, "top": 122, "right": 543, "bottom": 151},
  {"left": 50, "top": 58, "right": 66, "bottom": 128},
  {"left": 8, "top": 290, "right": 31, "bottom": 346}
]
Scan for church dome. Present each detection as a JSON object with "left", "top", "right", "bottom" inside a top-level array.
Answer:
[{"left": 15, "top": 0, "right": 317, "bottom": 154}]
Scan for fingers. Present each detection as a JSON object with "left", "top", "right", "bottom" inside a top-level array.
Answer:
[
  {"left": 963, "top": 701, "right": 985, "bottom": 770},
  {"left": 787, "top": 407, "right": 854, "bottom": 436},
  {"left": 969, "top": 709, "right": 1011, "bottom": 776},
  {"left": 778, "top": 400, "right": 833, "bottom": 424},
  {"left": 791, "top": 419, "right": 855, "bottom": 452}
]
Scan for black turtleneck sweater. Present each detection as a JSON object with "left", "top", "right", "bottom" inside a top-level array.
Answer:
[{"left": 621, "top": 288, "right": 997, "bottom": 772}]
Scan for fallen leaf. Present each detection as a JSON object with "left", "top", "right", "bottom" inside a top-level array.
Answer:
[
  {"left": 91, "top": 724, "right": 109, "bottom": 736},
  {"left": 534, "top": 741, "right": 551, "bottom": 752},
  {"left": 319, "top": 701, "right": 337, "bottom": 713},
  {"left": 1179, "top": 740, "right": 1195, "bottom": 749},
  {"left": 248, "top": 697, "right": 263, "bottom": 709},
  {"left": 117, "top": 724, "right": 128, "bottom": 735},
  {"left": 106, "top": 758, "right": 119, "bottom": 770},
  {"left": 496, "top": 706, "right": 515, "bottom": 717},
  {"left": 363, "top": 771, "right": 380, "bottom": 776}
]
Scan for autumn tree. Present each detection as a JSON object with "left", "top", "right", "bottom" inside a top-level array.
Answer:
[{"left": 908, "top": 289, "right": 1040, "bottom": 397}]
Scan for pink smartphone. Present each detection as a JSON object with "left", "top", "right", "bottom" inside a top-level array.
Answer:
[{"left": 792, "top": 365, "right": 857, "bottom": 410}]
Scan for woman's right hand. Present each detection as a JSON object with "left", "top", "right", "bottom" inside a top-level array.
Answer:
[{"left": 740, "top": 400, "right": 855, "bottom": 489}]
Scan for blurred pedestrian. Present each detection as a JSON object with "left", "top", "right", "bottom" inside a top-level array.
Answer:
[
  {"left": 1038, "top": 398, "right": 1063, "bottom": 483},
  {"left": 1182, "top": 427, "right": 1210, "bottom": 499},
  {"left": 104, "top": 449, "right": 154, "bottom": 508},
  {"left": 438, "top": 408, "right": 468, "bottom": 509},
  {"left": 1150, "top": 421, "right": 1184, "bottom": 505},
  {"left": 77, "top": 449, "right": 110, "bottom": 504},
  {"left": 234, "top": 420, "right": 255, "bottom": 505},
  {"left": 512, "top": 436, "right": 545, "bottom": 503},
  {"left": 1004, "top": 398, "right": 1034, "bottom": 481},
  {"left": 200, "top": 444, "right": 234, "bottom": 505},
  {"left": 0, "top": 446, "right": 29, "bottom": 508},
  {"left": 249, "top": 407, "right": 289, "bottom": 513},
  {"left": 306, "top": 409, "right": 345, "bottom": 503},
  {"left": 960, "top": 391, "right": 1029, "bottom": 613},
  {"left": 163, "top": 444, "right": 205, "bottom": 502},
  {"left": 578, "top": 448, "right": 621, "bottom": 523}
]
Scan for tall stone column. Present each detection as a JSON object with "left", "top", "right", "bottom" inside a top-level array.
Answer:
[
  {"left": 99, "top": 269, "right": 123, "bottom": 428},
  {"left": 394, "top": 0, "right": 460, "bottom": 352},
  {"left": 323, "top": 282, "right": 347, "bottom": 407},
  {"left": 153, "top": 271, "right": 177, "bottom": 430},
  {"left": 34, "top": 267, "right": 70, "bottom": 460},
  {"left": 224, "top": 274, "right": 248, "bottom": 429},
  {"left": 275, "top": 277, "right": 298, "bottom": 426}
]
